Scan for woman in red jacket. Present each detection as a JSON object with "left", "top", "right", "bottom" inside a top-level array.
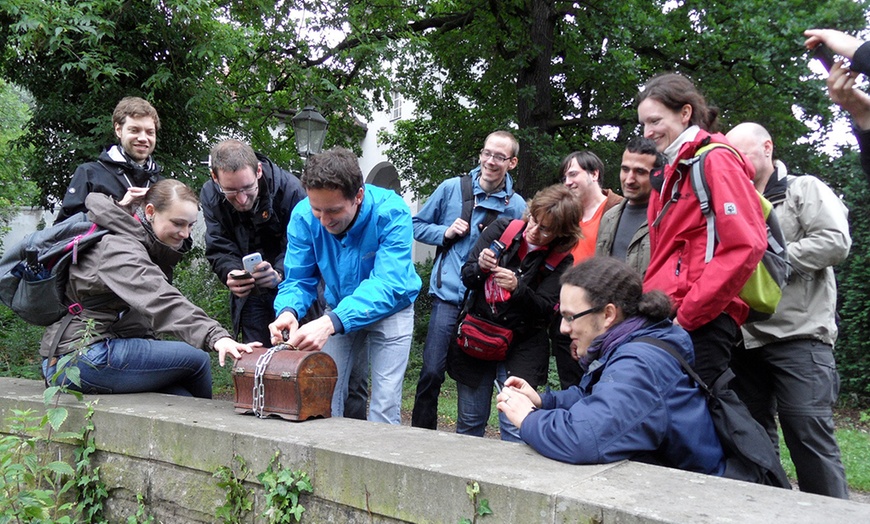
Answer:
[{"left": 636, "top": 73, "right": 767, "bottom": 386}]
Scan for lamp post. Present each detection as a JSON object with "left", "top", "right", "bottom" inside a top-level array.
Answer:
[{"left": 291, "top": 106, "right": 328, "bottom": 160}]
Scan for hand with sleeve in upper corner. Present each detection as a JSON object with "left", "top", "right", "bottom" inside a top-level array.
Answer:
[
  {"left": 804, "top": 29, "right": 864, "bottom": 61},
  {"left": 826, "top": 61, "right": 870, "bottom": 131}
]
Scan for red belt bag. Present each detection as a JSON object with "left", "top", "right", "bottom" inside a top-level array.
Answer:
[{"left": 456, "top": 313, "right": 513, "bottom": 361}]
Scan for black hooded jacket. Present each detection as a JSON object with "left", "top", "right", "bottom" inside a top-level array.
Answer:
[{"left": 55, "top": 145, "right": 163, "bottom": 224}]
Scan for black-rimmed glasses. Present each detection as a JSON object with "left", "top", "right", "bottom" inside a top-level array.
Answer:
[
  {"left": 560, "top": 305, "right": 603, "bottom": 323},
  {"left": 480, "top": 149, "right": 513, "bottom": 163}
]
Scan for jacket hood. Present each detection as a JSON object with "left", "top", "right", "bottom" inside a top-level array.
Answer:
[
  {"left": 98, "top": 145, "right": 162, "bottom": 186},
  {"left": 624, "top": 319, "right": 695, "bottom": 365},
  {"left": 762, "top": 160, "right": 789, "bottom": 205},
  {"left": 85, "top": 192, "right": 147, "bottom": 239},
  {"left": 84, "top": 193, "right": 187, "bottom": 278}
]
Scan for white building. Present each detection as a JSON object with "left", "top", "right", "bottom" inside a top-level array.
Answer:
[{"left": 357, "top": 92, "right": 434, "bottom": 264}]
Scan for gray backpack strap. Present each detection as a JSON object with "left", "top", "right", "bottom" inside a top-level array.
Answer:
[{"left": 687, "top": 154, "right": 716, "bottom": 263}]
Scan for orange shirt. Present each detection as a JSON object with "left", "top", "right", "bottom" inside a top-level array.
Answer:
[{"left": 570, "top": 200, "right": 608, "bottom": 264}]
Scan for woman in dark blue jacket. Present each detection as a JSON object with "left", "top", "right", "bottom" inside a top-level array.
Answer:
[{"left": 498, "top": 257, "right": 725, "bottom": 475}]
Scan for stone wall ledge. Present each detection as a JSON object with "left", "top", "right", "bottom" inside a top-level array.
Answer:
[{"left": 1, "top": 377, "right": 868, "bottom": 523}]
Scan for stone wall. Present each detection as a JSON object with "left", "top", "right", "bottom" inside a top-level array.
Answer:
[{"left": 1, "top": 377, "right": 868, "bottom": 523}]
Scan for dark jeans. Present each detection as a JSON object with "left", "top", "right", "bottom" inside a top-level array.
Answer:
[
  {"left": 43, "top": 338, "right": 212, "bottom": 398},
  {"left": 344, "top": 340, "right": 369, "bottom": 420},
  {"left": 687, "top": 313, "right": 739, "bottom": 387},
  {"left": 238, "top": 292, "right": 276, "bottom": 345},
  {"left": 411, "top": 297, "right": 460, "bottom": 429},
  {"left": 732, "top": 338, "right": 849, "bottom": 498}
]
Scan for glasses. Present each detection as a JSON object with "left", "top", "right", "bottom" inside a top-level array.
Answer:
[
  {"left": 216, "top": 181, "right": 258, "bottom": 197},
  {"left": 480, "top": 149, "right": 513, "bottom": 163},
  {"left": 560, "top": 305, "right": 603, "bottom": 323},
  {"left": 527, "top": 216, "right": 554, "bottom": 238}
]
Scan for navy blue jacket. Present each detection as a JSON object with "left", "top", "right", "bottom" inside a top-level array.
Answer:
[{"left": 520, "top": 320, "right": 726, "bottom": 475}]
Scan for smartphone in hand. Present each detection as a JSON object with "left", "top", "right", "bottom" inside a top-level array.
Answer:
[
  {"left": 811, "top": 44, "right": 835, "bottom": 72},
  {"left": 230, "top": 272, "right": 254, "bottom": 281},
  {"left": 242, "top": 253, "right": 263, "bottom": 275}
]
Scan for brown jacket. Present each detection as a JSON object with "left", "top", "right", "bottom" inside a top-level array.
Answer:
[
  {"left": 40, "top": 193, "right": 230, "bottom": 358},
  {"left": 595, "top": 200, "right": 651, "bottom": 278}
]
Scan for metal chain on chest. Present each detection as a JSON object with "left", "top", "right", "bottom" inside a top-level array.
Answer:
[{"left": 252, "top": 343, "right": 287, "bottom": 418}]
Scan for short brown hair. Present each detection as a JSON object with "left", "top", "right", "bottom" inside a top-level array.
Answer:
[
  {"left": 113, "top": 97, "right": 161, "bottom": 131},
  {"left": 484, "top": 130, "right": 520, "bottom": 158},
  {"left": 209, "top": 139, "right": 258, "bottom": 177},
  {"left": 301, "top": 147, "right": 363, "bottom": 200},
  {"left": 526, "top": 184, "right": 582, "bottom": 253}
]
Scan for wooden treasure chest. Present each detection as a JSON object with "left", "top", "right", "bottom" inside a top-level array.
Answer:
[{"left": 232, "top": 345, "right": 337, "bottom": 421}]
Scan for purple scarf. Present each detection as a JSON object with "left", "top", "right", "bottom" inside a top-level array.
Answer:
[{"left": 579, "top": 316, "right": 649, "bottom": 372}]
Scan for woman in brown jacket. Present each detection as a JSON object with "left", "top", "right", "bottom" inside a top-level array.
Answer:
[{"left": 41, "top": 180, "right": 256, "bottom": 397}]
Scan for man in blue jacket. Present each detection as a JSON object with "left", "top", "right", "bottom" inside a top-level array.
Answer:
[
  {"left": 410, "top": 130, "right": 527, "bottom": 429},
  {"left": 269, "top": 147, "right": 421, "bottom": 424}
]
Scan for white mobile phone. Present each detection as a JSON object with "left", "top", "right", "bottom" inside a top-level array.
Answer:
[{"left": 242, "top": 253, "right": 263, "bottom": 275}]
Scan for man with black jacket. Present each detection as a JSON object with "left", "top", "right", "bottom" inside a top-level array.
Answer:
[
  {"left": 201, "top": 139, "right": 306, "bottom": 345},
  {"left": 55, "top": 97, "right": 163, "bottom": 224}
]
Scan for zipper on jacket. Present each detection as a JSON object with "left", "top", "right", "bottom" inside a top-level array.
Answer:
[{"left": 675, "top": 256, "right": 682, "bottom": 276}]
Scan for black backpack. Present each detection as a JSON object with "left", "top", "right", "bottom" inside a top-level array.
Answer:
[
  {"left": 637, "top": 336, "right": 792, "bottom": 488},
  {"left": 0, "top": 213, "right": 109, "bottom": 325}
]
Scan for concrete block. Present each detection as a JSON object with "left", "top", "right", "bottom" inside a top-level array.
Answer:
[{"left": 2, "top": 377, "right": 869, "bottom": 524}]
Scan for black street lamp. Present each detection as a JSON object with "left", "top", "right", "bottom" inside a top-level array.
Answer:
[{"left": 291, "top": 106, "right": 328, "bottom": 160}]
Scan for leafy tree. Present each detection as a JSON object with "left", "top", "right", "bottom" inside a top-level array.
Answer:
[
  {"left": 0, "top": 79, "right": 38, "bottom": 245},
  {"left": 0, "top": 0, "right": 388, "bottom": 208},
  {"left": 381, "top": 0, "right": 868, "bottom": 196},
  {"left": 827, "top": 148, "right": 870, "bottom": 401},
  {"left": 0, "top": 79, "right": 36, "bottom": 204}
]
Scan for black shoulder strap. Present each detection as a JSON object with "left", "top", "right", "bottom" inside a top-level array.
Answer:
[
  {"left": 459, "top": 174, "right": 474, "bottom": 224},
  {"left": 435, "top": 175, "right": 475, "bottom": 288},
  {"left": 635, "top": 336, "right": 714, "bottom": 396}
]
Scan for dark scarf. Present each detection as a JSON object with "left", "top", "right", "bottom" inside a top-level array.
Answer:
[
  {"left": 580, "top": 315, "right": 649, "bottom": 372},
  {"left": 107, "top": 145, "right": 162, "bottom": 186}
]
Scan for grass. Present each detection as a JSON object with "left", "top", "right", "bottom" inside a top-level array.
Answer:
[{"left": 779, "top": 424, "right": 870, "bottom": 492}]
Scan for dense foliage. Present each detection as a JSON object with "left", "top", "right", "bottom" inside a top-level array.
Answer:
[
  {"left": 1, "top": 1, "right": 870, "bottom": 400},
  {"left": 828, "top": 150, "right": 870, "bottom": 400}
]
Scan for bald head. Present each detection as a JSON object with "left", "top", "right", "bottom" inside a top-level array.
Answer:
[{"left": 726, "top": 122, "right": 774, "bottom": 191}]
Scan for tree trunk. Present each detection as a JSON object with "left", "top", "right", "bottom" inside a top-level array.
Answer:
[{"left": 514, "top": 0, "right": 556, "bottom": 197}]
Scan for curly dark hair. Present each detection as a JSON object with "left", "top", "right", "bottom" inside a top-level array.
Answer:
[{"left": 560, "top": 257, "right": 672, "bottom": 320}]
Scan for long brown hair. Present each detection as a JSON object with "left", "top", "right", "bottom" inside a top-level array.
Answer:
[{"left": 636, "top": 73, "right": 720, "bottom": 133}]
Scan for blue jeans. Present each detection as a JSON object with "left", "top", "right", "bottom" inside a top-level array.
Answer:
[
  {"left": 42, "top": 338, "right": 213, "bottom": 398},
  {"left": 456, "top": 363, "right": 521, "bottom": 442},
  {"left": 411, "top": 297, "right": 460, "bottom": 429},
  {"left": 322, "top": 306, "right": 413, "bottom": 424}
]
